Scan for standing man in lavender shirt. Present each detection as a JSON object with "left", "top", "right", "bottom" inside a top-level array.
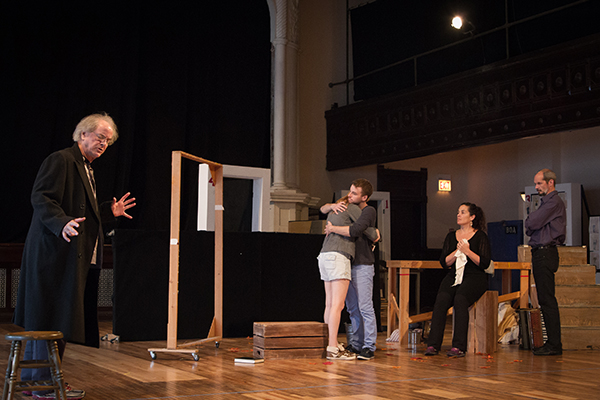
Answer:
[{"left": 525, "top": 168, "right": 566, "bottom": 356}]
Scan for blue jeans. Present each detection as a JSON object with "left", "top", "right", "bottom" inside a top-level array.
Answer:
[{"left": 346, "top": 264, "right": 377, "bottom": 351}]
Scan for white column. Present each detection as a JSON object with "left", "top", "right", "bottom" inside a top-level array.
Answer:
[
  {"left": 272, "top": 37, "right": 288, "bottom": 189},
  {"left": 285, "top": 40, "right": 299, "bottom": 189}
]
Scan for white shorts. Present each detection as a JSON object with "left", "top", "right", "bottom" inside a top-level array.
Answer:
[{"left": 318, "top": 252, "right": 351, "bottom": 281}]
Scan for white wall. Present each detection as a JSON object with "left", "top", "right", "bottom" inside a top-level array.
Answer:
[
  {"left": 369, "top": 128, "right": 600, "bottom": 248},
  {"left": 298, "top": 0, "right": 345, "bottom": 204}
]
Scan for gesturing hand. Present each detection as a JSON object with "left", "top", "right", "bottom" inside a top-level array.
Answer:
[
  {"left": 62, "top": 217, "right": 86, "bottom": 242},
  {"left": 111, "top": 192, "right": 137, "bottom": 219}
]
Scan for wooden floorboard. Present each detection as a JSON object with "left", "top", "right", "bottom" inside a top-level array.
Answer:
[{"left": 1, "top": 321, "right": 599, "bottom": 399}]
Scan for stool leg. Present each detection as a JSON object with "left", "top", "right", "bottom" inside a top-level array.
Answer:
[
  {"left": 3, "top": 340, "right": 21, "bottom": 400},
  {"left": 46, "top": 340, "right": 67, "bottom": 400}
]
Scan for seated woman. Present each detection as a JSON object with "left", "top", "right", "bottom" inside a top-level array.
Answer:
[
  {"left": 319, "top": 196, "right": 379, "bottom": 360},
  {"left": 424, "top": 202, "right": 491, "bottom": 357}
]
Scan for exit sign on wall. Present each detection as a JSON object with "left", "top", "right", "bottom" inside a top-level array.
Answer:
[{"left": 438, "top": 179, "right": 451, "bottom": 192}]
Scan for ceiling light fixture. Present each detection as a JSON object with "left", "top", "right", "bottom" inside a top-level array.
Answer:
[{"left": 451, "top": 16, "right": 476, "bottom": 35}]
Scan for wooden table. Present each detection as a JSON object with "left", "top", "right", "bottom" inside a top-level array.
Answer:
[{"left": 386, "top": 260, "right": 531, "bottom": 345}]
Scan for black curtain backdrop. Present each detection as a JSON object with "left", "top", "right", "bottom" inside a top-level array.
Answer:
[
  {"left": 112, "top": 230, "right": 326, "bottom": 340},
  {"left": 1, "top": 1, "right": 271, "bottom": 243}
]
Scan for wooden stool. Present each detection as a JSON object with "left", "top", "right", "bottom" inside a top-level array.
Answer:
[{"left": 2, "top": 331, "right": 67, "bottom": 400}]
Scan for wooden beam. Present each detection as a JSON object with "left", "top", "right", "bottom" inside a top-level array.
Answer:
[{"left": 167, "top": 151, "right": 182, "bottom": 349}]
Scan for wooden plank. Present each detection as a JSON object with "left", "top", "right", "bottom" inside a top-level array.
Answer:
[
  {"left": 502, "top": 269, "right": 512, "bottom": 294},
  {"left": 253, "top": 322, "right": 327, "bottom": 337},
  {"left": 387, "top": 264, "right": 398, "bottom": 337},
  {"left": 253, "top": 346, "right": 325, "bottom": 360},
  {"left": 520, "top": 269, "right": 530, "bottom": 309},
  {"left": 253, "top": 336, "right": 327, "bottom": 349},
  {"left": 69, "top": 346, "right": 205, "bottom": 383},
  {"left": 399, "top": 267, "right": 410, "bottom": 346},
  {"left": 493, "top": 262, "right": 530, "bottom": 270},
  {"left": 467, "top": 304, "right": 475, "bottom": 352},
  {"left": 179, "top": 151, "right": 222, "bottom": 168},
  {"left": 213, "top": 164, "right": 223, "bottom": 338},
  {"left": 499, "top": 292, "right": 520, "bottom": 302},
  {"left": 392, "top": 260, "right": 530, "bottom": 270},
  {"left": 476, "top": 290, "right": 498, "bottom": 354},
  {"left": 167, "top": 151, "right": 182, "bottom": 349}
]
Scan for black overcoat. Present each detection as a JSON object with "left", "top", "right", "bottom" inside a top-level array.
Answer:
[{"left": 14, "top": 143, "right": 114, "bottom": 346}]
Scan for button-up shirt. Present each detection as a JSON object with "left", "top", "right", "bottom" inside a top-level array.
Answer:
[{"left": 525, "top": 190, "right": 566, "bottom": 247}]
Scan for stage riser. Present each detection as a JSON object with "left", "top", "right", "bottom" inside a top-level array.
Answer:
[
  {"left": 556, "top": 265, "right": 596, "bottom": 285},
  {"left": 562, "top": 327, "right": 600, "bottom": 350},
  {"left": 559, "top": 307, "right": 600, "bottom": 326},
  {"left": 556, "top": 286, "right": 600, "bottom": 307},
  {"left": 518, "top": 246, "right": 587, "bottom": 265}
]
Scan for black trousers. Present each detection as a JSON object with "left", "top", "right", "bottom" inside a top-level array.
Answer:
[
  {"left": 531, "top": 246, "right": 562, "bottom": 349},
  {"left": 21, "top": 268, "right": 99, "bottom": 393},
  {"left": 427, "top": 272, "right": 488, "bottom": 351},
  {"left": 84, "top": 268, "right": 101, "bottom": 348}
]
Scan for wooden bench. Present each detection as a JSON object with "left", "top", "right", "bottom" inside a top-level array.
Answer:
[{"left": 387, "top": 260, "right": 531, "bottom": 347}]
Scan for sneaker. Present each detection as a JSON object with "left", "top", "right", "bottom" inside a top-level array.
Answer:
[
  {"left": 447, "top": 347, "right": 465, "bottom": 358},
  {"left": 337, "top": 342, "right": 346, "bottom": 352},
  {"left": 344, "top": 344, "right": 360, "bottom": 354},
  {"left": 357, "top": 348, "right": 375, "bottom": 360},
  {"left": 424, "top": 346, "right": 439, "bottom": 356},
  {"left": 33, "top": 387, "right": 85, "bottom": 400},
  {"left": 326, "top": 348, "right": 356, "bottom": 361}
]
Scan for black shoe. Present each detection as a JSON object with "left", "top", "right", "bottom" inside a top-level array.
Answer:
[
  {"left": 345, "top": 344, "right": 361, "bottom": 354},
  {"left": 357, "top": 348, "right": 375, "bottom": 360},
  {"left": 424, "top": 346, "right": 439, "bottom": 356},
  {"left": 533, "top": 344, "right": 562, "bottom": 356}
]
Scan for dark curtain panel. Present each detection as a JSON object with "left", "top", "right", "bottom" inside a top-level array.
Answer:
[{"left": 1, "top": 1, "right": 271, "bottom": 242}]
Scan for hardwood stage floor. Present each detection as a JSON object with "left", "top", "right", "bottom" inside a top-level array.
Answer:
[{"left": 1, "top": 321, "right": 599, "bottom": 400}]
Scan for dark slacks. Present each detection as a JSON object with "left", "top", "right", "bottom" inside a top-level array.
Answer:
[
  {"left": 84, "top": 268, "right": 101, "bottom": 348},
  {"left": 427, "top": 272, "right": 488, "bottom": 351},
  {"left": 21, "top": 339, "right": 66, "bottom": 395},
  {"left": 531, "top": 246, "right": 562, "bottom": 349}
]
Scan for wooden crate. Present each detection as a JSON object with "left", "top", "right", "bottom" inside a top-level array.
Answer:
[{"left": 253, "top": 321, "right": 327, "bottom": 359}]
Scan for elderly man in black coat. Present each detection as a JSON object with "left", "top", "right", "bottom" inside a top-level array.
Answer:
[{"left": 14, "top": 113, "right": 136, "bottom": 399}]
